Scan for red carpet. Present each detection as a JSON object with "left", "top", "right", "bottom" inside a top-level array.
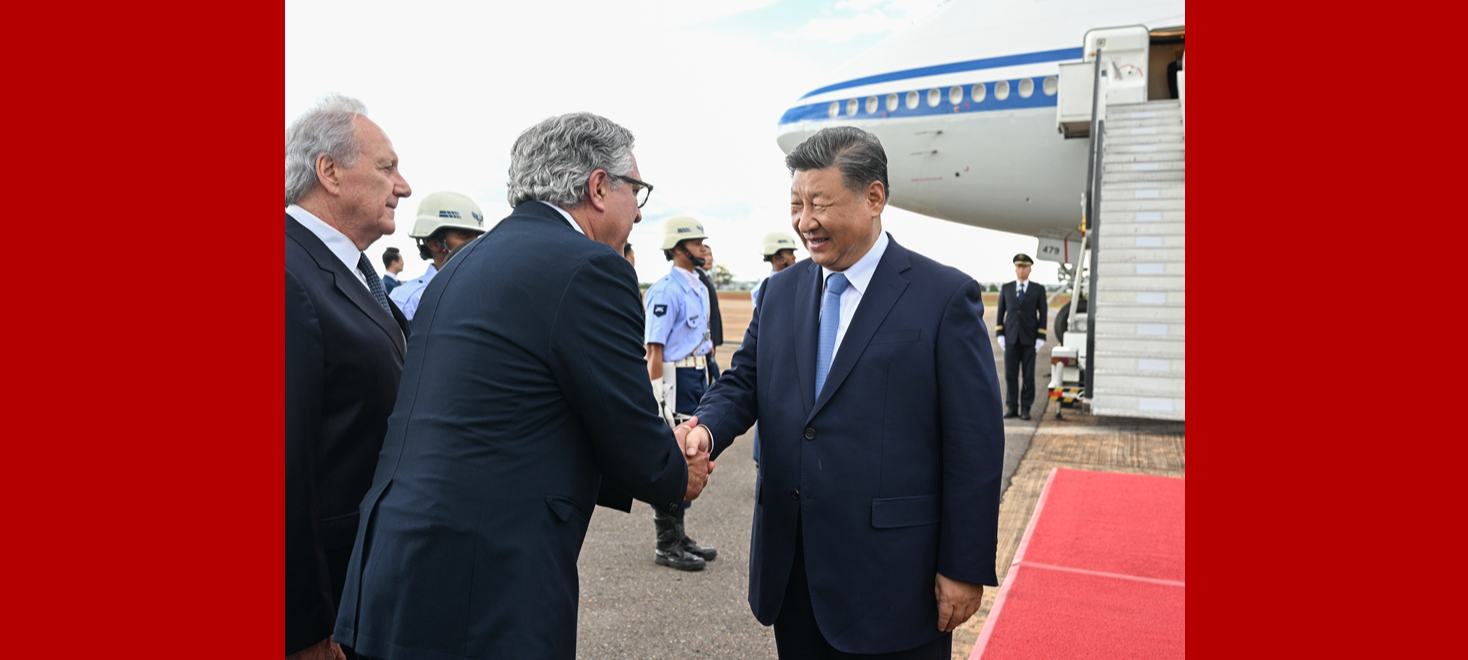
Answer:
[{"left": 972, "top": 468, "right": 1185, "bottom": 659}]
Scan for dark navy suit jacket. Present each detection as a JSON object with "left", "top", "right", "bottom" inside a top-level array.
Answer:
[
  {"left": 996, "top": 280, "right": 1048, "bottom": 345},
  {"left": 285, "top": 214, "right": 409, "bottom": 654},
  {"left": 333, "top": 201, "right": 688, "bottom": 660},
  {"left": 695, "top": 235, "right": 1005, "bottom": 654}
]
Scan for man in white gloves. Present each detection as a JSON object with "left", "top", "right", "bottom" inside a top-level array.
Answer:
[
  {"left": 996, "top": 253, "right": 1048, "bottom": 420},
  {"left": 643, "top": 216, "right": 720, "bottom": 571}
]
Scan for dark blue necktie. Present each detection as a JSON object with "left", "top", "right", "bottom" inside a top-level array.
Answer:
[
  {"left": 815, "top": 273, "right": 850, "bottom": 398},
  {"left": 357, "top": 254, "right": 393, "bottom": 317}
]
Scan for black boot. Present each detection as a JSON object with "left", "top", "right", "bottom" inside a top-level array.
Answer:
[
  {"left": 654, "top": 505, "right": 705, "bottom": 571},
  {"left": 673, "top": 506, "right": 717, "bottom": 562}
]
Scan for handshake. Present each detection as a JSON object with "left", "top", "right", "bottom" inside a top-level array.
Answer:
[{"left": 673, "top": 416, "right": 714, "bottom": 503}]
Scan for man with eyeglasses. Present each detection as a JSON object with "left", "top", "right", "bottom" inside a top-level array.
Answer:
[
  {"left": 643, "top": 215, "right": 720, "bottom": 572},
  {"left": 332, "top": 112, "right": 708, "bottom": 660}
]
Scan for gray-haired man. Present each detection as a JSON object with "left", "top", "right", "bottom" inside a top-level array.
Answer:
[
  {"left": 285, "top": 94, "right": 412, "bottom": 660},
  {"left": 332, "top": 112, "right": 709, "bottom": 660}
]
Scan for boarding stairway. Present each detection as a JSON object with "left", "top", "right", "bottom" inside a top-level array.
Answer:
[{"left": 1089, "top": 99, "right": 1185, "bottom": 420}]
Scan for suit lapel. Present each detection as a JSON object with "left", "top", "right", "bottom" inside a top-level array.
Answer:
[
  {"left": 807, "top": 239, "right": 911, "bottom": 422},
  {"left": 792, "top": 261, "right": 820, "bottom": 415},
  {"left": 287, "top": 214, "right": 406, "bottom": 358}
]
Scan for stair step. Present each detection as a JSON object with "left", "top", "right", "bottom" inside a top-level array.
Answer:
[
  {"left": 1107, "top": 142, "right": 1186, "bottom": 154},
  {"left": 1089, "top": 337, "right": 1184, "bottom": 357},
  {"left": 1090, "top": 305, "right": 1184, "bottom": 323},
  {"left": 1100, "top": 198, "right": 1185, "bottom": 212},
  {"left": 1099, "top": 233, "right": 1186, "bottom": 249},
  {"left": 1105, "top": 116, "right": 1182, "bottom": 130},
  {"left": 1094, "top": 320, "right": 1186, "bottom": 339},
  {"left": 1105, "top": 132, "right": 1185, "bottom": 147},
  {"left": 1089, "top": 394, "right": 1185, "bottom": 420},
  {"left": 1103, "top": 151, "right": 1185, "bottom": 164},
  {"left": 1101, "top": 182, "right": 1185, "bottom": 198},
  {"left": 1098, "top": 261, "right": 1185, "bottom": 276},
  {"left": 1096, "top": 290, "right": 1186, "bottom": 306},
  {"left": 1098, "top": 222, "right": 1185, "bottom": 236},
  {"left": 1100, "top": 209, "right": 1185, "bottom": 223},
  {"left": 1106, "top": 123, "right": 1184, "bottom": 137},
  {"left": 1101, "top": 247, "right": 1186, "bottom": 262},
  {"left": 1095, "top": 356, "right": 1186, "bottom": 379},
  {"left": 1109, "top": 100, "right": 1180, "bottom": 111},
  {"left": 1094, "top": 275, "right": 1183, "bottom": 291},
  {"left": 1103, "top": 107, "right": 1180, "bottom": 120},
  {"left": 1104, "top": 160, "right": 1185, "bottom": 175},
  {"left": 1104, "top": 170, "right": 1185, "bottom": 183},
  {"left": 1090, "top": 373, "right": 1184, "bottom": 395}
]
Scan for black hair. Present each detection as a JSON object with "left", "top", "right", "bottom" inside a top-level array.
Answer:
[{"left": 784, "top": 126, "right": 890, "bottom": 198}]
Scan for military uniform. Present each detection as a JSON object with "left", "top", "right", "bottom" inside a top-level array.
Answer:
[
  {"left": 645, "top": 266, "right": 713, "bottom": 413},
  {"left": 996, "top": 254, "right": 1048, "bottom": 417},
  {"left": 387, "top": 263, "right": 437, "bottom": 321},
  {"left": 643, "top": 217, "right": 719, "bottom": 571}
]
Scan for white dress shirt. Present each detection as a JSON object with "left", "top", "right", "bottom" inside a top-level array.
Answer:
[
  {"left": 287, "top": 204, "right": 371, "bottom": 291},
  {"left": 539, "top": 201, "right": 587, "bottom": 237},
  {"left": 820, "top": 231, "right": 890, "bottom": 363}
]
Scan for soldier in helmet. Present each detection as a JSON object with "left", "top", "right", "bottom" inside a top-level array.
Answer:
[
  {"left": 996, "top": 253, "right": 1048, "bottom": 420},
  {"left": 389, "top": 191, "right": 488, "bottom": 321},
  {"left": 751, "top": 231, "right": 800, "bottom": 306},
  {"left": 643, "top": 215, "right": 719, "bottom": 571}
]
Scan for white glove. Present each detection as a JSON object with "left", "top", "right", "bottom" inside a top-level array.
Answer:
[
  {"left": 997, "top": 336, "right": 1007, "bottom": 351},
  {"left": 1035, "top": 339, "right": 1045, "bottom": 351},
  {"left": 651, "top": 379, "right": 675, "bottom": 427}
]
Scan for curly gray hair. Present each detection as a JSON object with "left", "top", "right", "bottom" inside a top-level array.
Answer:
[
  {"left": 285, "top": 94, "right": 369, "bottom": 206},
  {"left": 507, "top": 112, "right": 635, "bottom": 208}
]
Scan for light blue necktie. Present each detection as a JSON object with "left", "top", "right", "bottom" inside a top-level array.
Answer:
[{"left": 815, "top": 273, "right": 850, "bottom": 398}]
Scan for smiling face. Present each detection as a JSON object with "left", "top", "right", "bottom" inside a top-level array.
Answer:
[{"left": 790, "top": 166, "right": 884, "bottom": 272}]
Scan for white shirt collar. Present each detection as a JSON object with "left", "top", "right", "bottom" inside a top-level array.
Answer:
[
  {"left": 538, "top": 201, "right": 586, "bottom": 237},
  {"left": 288, "top": 204, "right": 366, "bottom": 279},
  {"left": 673, "top": 265, "right": 702, "bottom": 289},
  {"left": 821, "top": 231, "right": 889, "bottom": 295}
]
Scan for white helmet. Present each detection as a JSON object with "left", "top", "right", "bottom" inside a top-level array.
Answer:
[
  {"left": 660, "top": 216, "right": 708, "bottom": 250},
  {"left": 761, "top": 232, "right": 799, "bottom": 257},
  {"left": 410, "top": 191, "right": 487, "bottom": 239}
]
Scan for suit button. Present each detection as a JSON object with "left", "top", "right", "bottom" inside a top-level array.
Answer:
[
  {"left": 790, "top": 489, "right": 800, "bottom": 500},
  {"left": 804, "top": 427, "right": 816, "bottom": 440}
]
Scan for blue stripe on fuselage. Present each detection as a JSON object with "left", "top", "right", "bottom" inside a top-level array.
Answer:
[
  {"left": 779, "top": 76, "right": 1061, "bottom": 126},
  {"left": 798, "top": 47, "right": 1083, "bottom": 99}
]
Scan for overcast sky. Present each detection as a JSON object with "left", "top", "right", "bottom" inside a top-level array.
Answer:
[{"left": 286, "top": 0, "right": 1061, "bottom": 286}]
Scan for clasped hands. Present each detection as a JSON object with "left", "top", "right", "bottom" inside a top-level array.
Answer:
[{"left": 674, "top": 416, "right": 714, "bottom": 502}]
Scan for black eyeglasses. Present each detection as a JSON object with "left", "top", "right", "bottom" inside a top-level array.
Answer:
[{"left": 610, "top": 173, "right": 654, "bottom": 208}]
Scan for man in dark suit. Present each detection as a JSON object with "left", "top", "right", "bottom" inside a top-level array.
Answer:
[
  {"left": 686, "top": 127, "right": 1006, "bottom": 659},
  {"left": 285, "top": 94, "right": 413, "bottom": 660},
  {"left": 996, "top": 253, "right": 1049, "bottom": 420},
  {"left": 696, "top": 243, "right": 725, "bottom": 379},
  {"left": 333, "top": 112, "right": 709, "bottom": 660}
]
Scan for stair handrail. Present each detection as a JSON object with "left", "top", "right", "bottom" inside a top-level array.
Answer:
[{"left": 1082, "top": 49, "right": 1108, "bottom": 398}]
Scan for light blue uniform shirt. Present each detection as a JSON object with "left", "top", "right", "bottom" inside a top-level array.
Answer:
[
  {"left": 644, "top": 265, "right": 712, "bottom": 362},
  {"left": 388, "top": 263, "right": 438, "bottom": 321}
]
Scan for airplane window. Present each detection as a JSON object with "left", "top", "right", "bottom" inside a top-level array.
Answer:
[
  {"left": 1019, "top": 78, "right": 1034, "bottom": 98},
  {"left": 927, "top": 88, "right": 941, "bottom": 107},
  {"left": 906, "top": 91, "right": 919, "bottom": 109},
  {"left": 949, "top": 86, "right": 963, "bottom": 105},
  {"left": 829, "top": 102, "right": 840, "bottom": 118},
  {"left": 971, "top": 83, "right": 986, "bottom": 103},
  {"left": 995, "top": 80, "right": 1010, "bottom": 100},
  {"left": 886, "top": 93, "right": 898, "bottom": 112},
  {"left": 1043, "top": 75, "right": 1058, "bottom": 96},
  {"left": 847, "top": 99, "right": 859, "bottom": 116},
  {"left": 866, "top": 96, "right": 878, "bottom": 114}
]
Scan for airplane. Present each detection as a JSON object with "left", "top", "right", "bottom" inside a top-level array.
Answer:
[
  {"left": 776, "top": 0, "right": 1184, "bottom": 267},
  {"left": 776, "top": 0, "right": 1186, "bottom": 420}
]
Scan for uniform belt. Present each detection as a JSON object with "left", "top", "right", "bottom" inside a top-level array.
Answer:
[{"left": 672, "top": 355, "right": 708, "bottom": 369}]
